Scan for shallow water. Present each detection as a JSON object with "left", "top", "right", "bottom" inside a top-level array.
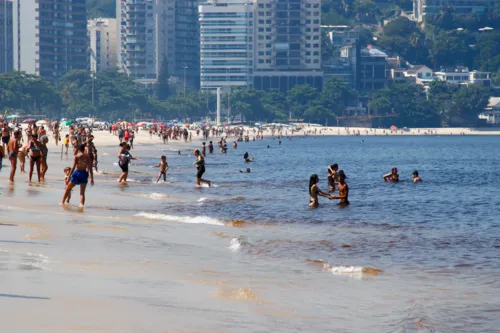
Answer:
[{"left": 1, "top": 135, "right": 500, "bottom": 332}]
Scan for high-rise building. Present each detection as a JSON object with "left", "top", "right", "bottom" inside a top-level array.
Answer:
[
  {"left": 253, "top": 0, "right": 323, "bottom": 92},
  {"left": 199, "top": 0, "right": 254, "bottom": 93},
  {"left": 118, "top": 0, "right": 200, "bottom": 88},
  {"left": 117, "top": 0, "right": 157, "bottom": 80},
  {"left": 413, "top": 0, "right": 500, "bottom": 22},
  {"left": 12, "top": 0, "right": 88, "bottom": 81},
  {"left": 88, "top": 18, "right": 118, "bottom": 72},
  {"left": 0, "top": 0, "right": 13, "bottom": 74}
]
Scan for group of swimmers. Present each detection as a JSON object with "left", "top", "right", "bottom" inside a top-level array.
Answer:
[{"left": 309, "top": 165, "right": 423, "bottom": 209}]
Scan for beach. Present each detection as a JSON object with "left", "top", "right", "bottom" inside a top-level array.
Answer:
[{"left": 1, "top": 128, "right": 500, "bottom": 332}]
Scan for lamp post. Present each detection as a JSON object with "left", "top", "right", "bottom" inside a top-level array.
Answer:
[
  {"left": 226, "top": 67, "right": 231, "bottom": 124},
  {"left": 183, "top": 64, "right": 188, "bottom": 98},
  {"left": 91, "top": 67, "right": 95, "bottom": 108}
]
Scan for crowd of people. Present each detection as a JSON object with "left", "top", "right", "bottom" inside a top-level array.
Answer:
[{"left": 0, "top": 119, "right": 425, "bottom": 209}]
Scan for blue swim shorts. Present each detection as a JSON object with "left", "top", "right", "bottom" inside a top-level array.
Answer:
[{"left": 70, "top": 170, "right": 89, "bottom": 185}]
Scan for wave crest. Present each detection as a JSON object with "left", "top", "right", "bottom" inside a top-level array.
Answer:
[{"left": 135, "top": 212, "right": 224, "bottom": 226}]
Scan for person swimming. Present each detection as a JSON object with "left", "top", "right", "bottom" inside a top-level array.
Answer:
[
  {"left": 412, "top": 170, "right": 422, "bottom": 183},
  {"left": 243, "top": 152, "right": 254, "bottom": 163},
  {"left": 239, "top": 168, "right": 251, "bottom": 173},
  {"left": 383, "top": 168, "right": 399, "bottom": 182},
  {"left": 309, "top": 174, "right": 333, "bottom": 209}
]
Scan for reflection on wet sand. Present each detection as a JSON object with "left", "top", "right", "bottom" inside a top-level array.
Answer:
[{"left": 86, "top": 225, "right": 128, "bottom": 231}]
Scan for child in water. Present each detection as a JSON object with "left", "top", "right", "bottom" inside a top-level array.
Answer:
[
  {"left": 153, "top": 155, "right": 169, "bottom": 183},
  {"left": 63, "top": 167, "right": 72, "bottom": 204}
]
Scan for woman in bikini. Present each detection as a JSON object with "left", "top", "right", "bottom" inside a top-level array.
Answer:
[
  {"left": 61, "top": 144, "right": 94, "bottom": 207},
  {"left": 383, "top": 167, "right": 399, "bottom": 182},
  {"left": 40, "top": 135, "right": 49, "bottom": 180},
  {"left": 193, "top": 149, "right": 211, "bottom": 188},
  {"left": 309, "top": 174, "right": 333, "bottom": 209},
  {"left": 28, "top": 134, "right": 42, "bottom": 183},
  {"left": 117, "top": 143, "right": 139, "bottom": 183}
]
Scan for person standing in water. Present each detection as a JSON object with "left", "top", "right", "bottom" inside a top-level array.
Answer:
[
  {"left": 328, "top": 163, "right": 339, "bottom": 193},
  {"left": 332, "top": 170, "right": 349, "bottom": 206},
  {"left": 28, "top": 134, "right": 42, "bottom": 183},
  {"left": 193, "top": 149, "right": 211, "bottom": 188},
  {"left": 153, "top": 155, "right": 169, "bottom": 183},
  {"left": 61, "top": 144, "right": 94, "bottom": 207},
  {"left": 117, "top": 143, "right": 139, "bottom": 183},
  {"left": 383, "top": 168, "right": 399, "bottom": 182},
  {"left": 309, "top": 174, "right": 333, "bottom": 208},
  {"left": 7, "top": 131, "right": 21, "bottom": 182},
  {"left": 208, "top": 141, "right": 214, "bottom": 154}
]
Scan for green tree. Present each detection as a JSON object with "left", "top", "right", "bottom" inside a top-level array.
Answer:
[
  {"left": 288, "top": 84, "right": 320, "bottom": 120},
  {"left": 449, "top": 85, "right": 491, "bottom": 125},
  {"left": 0, "top": 71, "right": 61, "bottom": 117}
]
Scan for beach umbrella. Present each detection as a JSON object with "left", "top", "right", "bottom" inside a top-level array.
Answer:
[
  {"left": 136, "top": 122, "right": 146, "bottom": 127},
  {"left": 184, "top": 123, "right": 191, "bottom": 127},
  {"left": 36, "top": 120, "right": 48, "bottom": 126},
  {"left": 23, "top": 118, "right": 35, "bottom": 123},
  {"left": 390, "top": 125, "right": 397, "bottom": 131}
]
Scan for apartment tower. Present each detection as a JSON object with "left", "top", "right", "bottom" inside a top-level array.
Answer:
[
  {"left": 253, "top": 0, "right": 323, "bottom": 92},
  {"left": 0, "top": 0, "right": 13, "bottom": 73},
  {"left": 12, "top": 0, "right": 88, "bottom": 81},
  {"left": 199, "top": 0, "right": 254, "bottom": 93},
  {"left": 118, "top": 0, "right": 199, "bottom": 88},
  {"left": 88, "top": 18, "right": 118, "bottom": 72}
]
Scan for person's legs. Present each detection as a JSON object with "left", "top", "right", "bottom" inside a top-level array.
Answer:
[
  {"left": 61, "top": 182, "right": 76, "bottom": 204},
  {"left": 9, "top": 157, "right": 17, "bottom": 182},
  {"left": 19, "top": 154, "right": 25, "bottom": 173},
  {"left": 80, "top": 184, "right": 87, "bottom": 206},
  {"left": 35, "top": 158, "right": 41, "bottom": 182},
  {"left": 29, "top": 157, "right": 35, "bottom": 182}
]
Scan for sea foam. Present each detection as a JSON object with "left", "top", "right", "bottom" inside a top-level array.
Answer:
[{"left": 135, "top": 212, "right": 224, "bottom": 226}]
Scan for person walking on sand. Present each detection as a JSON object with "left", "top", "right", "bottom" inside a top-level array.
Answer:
[
  {"left": 309, "top": 174, "right": 334, "bottom": 209},
  {"left": 117, "top": 143, "right": 139, "bottom": 183},
  {"left": 61, "top": 144, "right": 94, "bottom": 207},
  {"left": 28, "top": 134, "right": 42, "bottom": 183},
  {"left": 7, "top": 131, "right": 21, "bottom": 182},
  {"left": 193, "top": 149, "right": 211, "bottom": 188},
  {"left": 153, "top": 155, "right": 169, "bottom": 183}
]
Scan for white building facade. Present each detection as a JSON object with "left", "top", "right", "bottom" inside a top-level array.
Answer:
[
  {"left": 117, "top": 0, "right": 158, "bottom": 80},
  {"left": 88, "top": 18, "right": 117, "bottom": 72},
  {"left": 199, "top": 0, "right": 254, "bottom": 93}
]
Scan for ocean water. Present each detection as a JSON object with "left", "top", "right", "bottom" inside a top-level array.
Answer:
[{"left": 1, "top": 135, "right": 500, "bottom": 333}]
